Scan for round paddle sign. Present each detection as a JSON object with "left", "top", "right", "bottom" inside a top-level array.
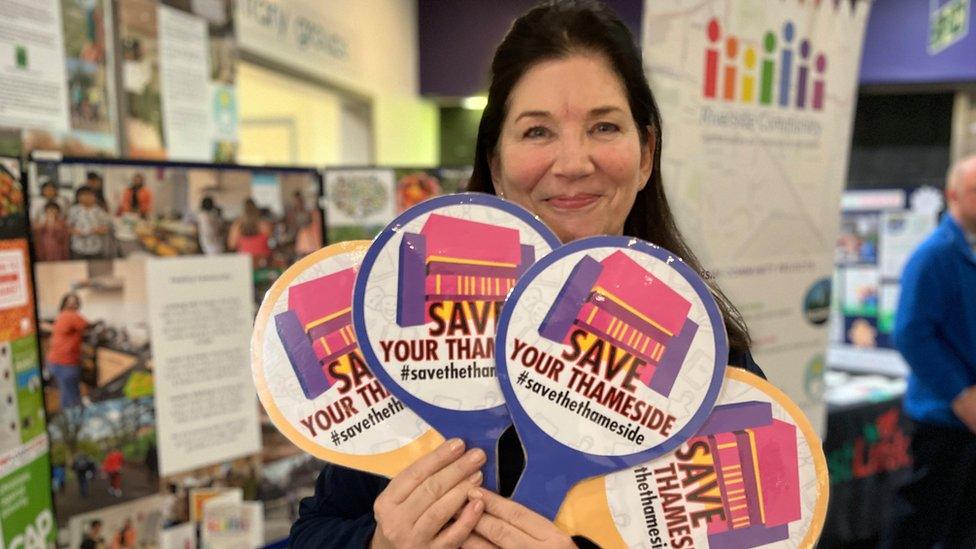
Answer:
[
  {"left": 496, "top": 236, "right": 728, "bottom": 518},
  {"left": 251, "top": 242, "right": 440, "bottom": 478},
  {"left": 353, "top": 193, "right": 561, "bottom": 489}
]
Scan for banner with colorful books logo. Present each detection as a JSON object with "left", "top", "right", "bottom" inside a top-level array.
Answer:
[{"left": 642, "top": 0, "right": 873, "bottom": 431}]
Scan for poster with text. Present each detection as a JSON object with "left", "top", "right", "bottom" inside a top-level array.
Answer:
[
  {"left": 0, "top": 436, "right": 56, "bottom": 548},
  {"left": 643, "top": 0, "right": 872, "bottom": 432},
  {"left": 117, "top": 0, "right": 236, "bottom": 161},
  {"left": 0, "top": 0, "right": 70, "bottom": 133},
  {"left": 147, "top": 254, "right": 260, "bottom": 477}
]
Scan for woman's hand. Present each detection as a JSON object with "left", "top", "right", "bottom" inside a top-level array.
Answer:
[
  {"left": 464, "top": 488, "right": 574, "bottom": 549},
  {"left": 370, "top": 438, "right": 487, "bottom": 549}
]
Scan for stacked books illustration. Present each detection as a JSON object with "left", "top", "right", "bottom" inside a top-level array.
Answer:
[
  {"left": 689, "top": 401, "right": 801, "bottom": 548},
  {"left": 538, "top": 251, "right": 699, "bottom": 396},
  {"left": 396, "top": 214, "right": 536, "bottom": 327},
  {"left": 275, "top": 268, "right": 357, "bottom": 399}
]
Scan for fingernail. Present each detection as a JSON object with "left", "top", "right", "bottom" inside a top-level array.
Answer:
[
  {"left": 448, "top": 438, "right": 464, "bottom": 453},
  {"left": 467, "top": 448, "right": 486, "bottom": 464},
  {"left": 467, "top": 471, "right": 483, "bottom": 485},
  {"left": 471, "top": 499, "right": 484, "bottom": 512},
  {"left": 468, "top": 487, "right": 483, "bottom": 499}
]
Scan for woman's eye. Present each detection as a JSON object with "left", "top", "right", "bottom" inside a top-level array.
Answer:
[
  {"left": 523, "top": 126, "right": 550, "bottom": 139},
  {"left": 592, "top": 122, "right": 620, "bottom": 134}
]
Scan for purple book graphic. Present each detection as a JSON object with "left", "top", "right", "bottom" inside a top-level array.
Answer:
[
  {"left": 691, "top": 401, "right": 801, "bottom": 548},
  {"left": 397, "top": 213, "right": 535, "bottom": 327},
  {"left": 274, "top": 268, "right": 358, "bottom": 399},
  {"left": 537, "top": 251, "right": 698, "bottom": 396}
]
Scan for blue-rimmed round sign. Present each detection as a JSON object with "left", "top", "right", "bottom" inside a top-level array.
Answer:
[
  {"left": 353, "top": 193, "right": 561, "bottom": 490},
  {"left": 495, "top": 236, "right": 728, "bottom": 519}
]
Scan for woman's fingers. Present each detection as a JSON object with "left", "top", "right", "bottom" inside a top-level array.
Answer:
[
  {"left": 414, "top": 470, "right": 484, "bottom": 540},
  {"left": 468, "top": 489, "right": 574, "bottom": 549},
  {"left": 433, "top": 499, "right": 485, "bottom": 549},
  {"left": 382, "top": 438, "right": 465, "bottom": 504},
  {"left": 469, "top": 488, "right": 550, "bottom": 539},
  {"left": 460, "top": 533, "right": 497, "bottom": 549},
  {"left": 471, "top": 512, "right": 536, "bottom": 548},
  {"left": 402, "top": 446, "right": 486, "bottom": 512}
]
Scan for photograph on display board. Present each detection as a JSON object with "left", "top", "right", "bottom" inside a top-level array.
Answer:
[
  {"left": 395, "top": 169, "right": 443, "bottom": 213},
  {"left": 21, "top": 0, "right": 119, "bottom": 156},
  {"left": 393, "top": 167, "right": 473, "bottom": 213},
  {"left": 840, "top": 266, "right": 881, "bottom": 349},
  {"left": 836, "top": 212, "right": 880, "bottom": 265},
  {"left": 324, "top": 168, "right": 396, "bottom": 243},
  {"left": 0, "top": 159, "right": 28, "bottom": 240},
  {"left": 117, "top": 0, "right": 164, "bottom": 159},
  {"left": 34, "top": 258, "right": 159, "bottom": 528},
  {"left": 67, "top": 493, "right": 171, "bottom": 549},
  {"left": 28, "top": 160, "right": 323, "bottom": 302}
]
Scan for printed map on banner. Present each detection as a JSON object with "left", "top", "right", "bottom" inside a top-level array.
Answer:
[{"left": 642, "top": 0, "right": 871, "bottom": 432}]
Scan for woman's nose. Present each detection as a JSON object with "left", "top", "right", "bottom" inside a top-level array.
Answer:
[{"left": 551, "top": 134, "right": 595, "bottom": 180}]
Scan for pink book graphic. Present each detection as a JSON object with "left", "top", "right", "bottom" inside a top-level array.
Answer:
[
  {"left": 690, "top": 400, "right": 802, "bottom": 548},
  {"left": 274, "top": 268, "right": 358, "bottom": 399},
  {"left": 397, "top": 214, "right": 535, "bottom": 327},
  {"left": 538, "top": 251, "right": 698, "bottom": 396}
]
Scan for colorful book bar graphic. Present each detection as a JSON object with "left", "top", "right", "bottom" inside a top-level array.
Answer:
[
  {"left": 689, "top": 401, "right": 801, "bottom": 549},
  {"left": 397, "top": 213, "right": 535, "bottom": 327},
  {"left": 538, "top": 251, "right": 698, "bottom": 397},
  {"left": 274, "top": 268, "right": 358, "bottom": 400}
]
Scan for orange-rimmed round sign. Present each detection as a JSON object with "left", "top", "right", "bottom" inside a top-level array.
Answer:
[
  {"left": 251, "top": 241, "right": 441, "bottom": 477},
  {"left": 556, "top": 368, "right": 829, "bottom": 548}
]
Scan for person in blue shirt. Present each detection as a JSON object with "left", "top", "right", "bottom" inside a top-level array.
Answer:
[
  {"left": 292, "top": 2, "right": 763, "bottom": 547},
  {"left": 888, "top": 154, "right": 976, "bottom": 548}
]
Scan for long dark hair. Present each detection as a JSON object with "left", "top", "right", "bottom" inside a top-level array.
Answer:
[{"left": 467, "top": 0, "right": 751, "bottom": 354}]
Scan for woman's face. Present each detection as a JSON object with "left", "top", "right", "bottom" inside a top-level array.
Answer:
[{"left": 491, "top": 54, "right": 653, "bottom": 243}]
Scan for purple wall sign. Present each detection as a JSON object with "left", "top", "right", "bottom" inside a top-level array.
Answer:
[{"left": 860, "top": 0, "right": 976, "bottom": 85}]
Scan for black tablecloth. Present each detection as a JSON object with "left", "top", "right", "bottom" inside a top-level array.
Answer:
[{"left": 820, "top": 396, "right": 913, "bottom": 548}]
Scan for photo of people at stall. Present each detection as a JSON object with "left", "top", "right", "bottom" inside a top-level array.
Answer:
[{"left": 0, "top": 0, "right": 974, "bottom": 547}]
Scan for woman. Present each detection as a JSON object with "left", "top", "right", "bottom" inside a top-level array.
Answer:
[
  {"left": 228, "top": 198, "right": 273, "bottom": 266},
  {"left": 46, "top": 293, "right": 89, "bottom": 410},
  {"left": 292, "top": 2, "right": 761, "bottom": 547}
]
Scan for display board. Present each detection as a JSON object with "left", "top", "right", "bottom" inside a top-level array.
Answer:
[
  {"left": 642, "top": 0, "right": 872, "bottom": 433},
  {"left": 28, "top": 157, "right": 323, "bottom": 544},
  {"left": 827, "top": 189, "right": 939, "bottom": 376}
]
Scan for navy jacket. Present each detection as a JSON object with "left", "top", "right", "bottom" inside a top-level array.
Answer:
[
  {"left": 894, "top": 214, "right": 976, "bottom": 429},
  {"left": 290, "top": 351, "right": 764, "bottom": 548}
]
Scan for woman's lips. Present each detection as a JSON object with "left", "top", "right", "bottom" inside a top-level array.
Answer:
[{"left": 546, "top": 193, "right": 600, "bottom": 210}]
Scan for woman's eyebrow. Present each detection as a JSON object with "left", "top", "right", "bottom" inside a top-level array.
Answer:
[
  {"left": 513, "top": 110, "right": 550, "bottom": 122},
  {"left": 589, "top": 106, "right": 625, "bottom": 117}
]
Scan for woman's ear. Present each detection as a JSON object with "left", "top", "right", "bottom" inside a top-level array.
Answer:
[
  {"left": 639, "top": 126, "right": 656, "bottom": 191},
  {"left": 489, "top": 152, "right": 504, "bottom": 197}
]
